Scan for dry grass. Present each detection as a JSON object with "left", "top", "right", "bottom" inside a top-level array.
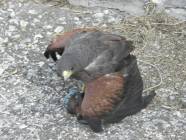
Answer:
[{"left": 108, "top": 12, "right": 186, "bottom": 92}]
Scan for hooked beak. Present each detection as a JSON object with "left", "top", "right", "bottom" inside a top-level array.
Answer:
[{"left": 63, "top": 70, "right": 73, "bottom": 80}]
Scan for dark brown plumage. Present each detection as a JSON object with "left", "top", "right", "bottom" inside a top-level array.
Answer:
[
  {"left": 66, "top": 72, "right": 125, "bottom": 132},
  {"left": 65, "top": 55, "right": 156, "bottom": 132},
  {"left": 44, "top": 29, "right": 156, "bottom": 132},
  {"left": 82, "top": 73, "right": 125, "bottom": 116}
]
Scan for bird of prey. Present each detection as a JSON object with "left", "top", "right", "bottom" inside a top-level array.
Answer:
[
  {"left": 44, "top": 28, "right": 134, "bottom": 83},
  {"left": 64, "top": 55, "right": 156, "bottom": 132}
]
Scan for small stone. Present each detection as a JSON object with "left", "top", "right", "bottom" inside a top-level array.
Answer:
[
  {"left": 12, "top": 34, "right": 20, "bottom": 39},
  {"left": 0, "top": 68, "right": 4, "bottom": 75},
  {"left": 34, "top": 34, "right": 43, "bottom": 39},
  {"left": 6, "top": 31, "right": 12, "bottom": 36},
  {"left": 19, "top": 124, "right": 27, "bottom": 129},
  {"left": 18, "top": 3, "right": 22, "bottom": 7},
  {"left": 3, "top": 37, "right": 8, "bottom": 43},
  {"left": 61, "top": 21, "right": 67, "bottom": 24},
  {"left": 8, "top": 25, "right": 16, "bottom": 32},
  {"left": 59, "top": 17, "right": 66, "bottom": 21},
  {"left": 94, "top": 13, "right": 104, "bottom": 18},
  {"left": 47, "top": 32, "right": 52, "bottom": 35},
  {"left": 74, "top": 17, "right": 79, "bottom": 21},
  {"left": 104, "top": 10, "right": 109, "bottom": 14},
  {"left": 152, "top": 0, "right": 162, "bottom": 4},
  {"left": 168, "top": 95, "right": 176, "bottom": 101},
  {"left": 174, "top": 111, "right": 182, "bottom": 118},
  {"left": 108, "top": 17, "right": 115, "bottom": 23},
  {"left": 102, "top": 24, "right": 107, "bottom": 27},
  {"left": 0, "top": 37, "right": 3, "bottom": 43},
  {"left": 20, "top": 20, "right": 28, "bottom": 28},
  {"left": 43, "top": 25, "right": 52, "bottom": 29},
  {"left": 33, "top": 18, "right": 40, "bottom": 23},
  {"left": 28, "top": 10, "right": 37, "bottom": 15},
  {"left": 38, "top": 62, "right": 44, "bottom": 67},
  {"left": 10, "top": 11, "right": 15, "bottom": 17},
  {"left": 75, "top": 20, "right": 82, "bottom": 25},
  {"left": 38, "top": 15, "right": 42, "bottom": 18},
  {"left": 54, "top": 26, "right": 64, "bottom": 33}
]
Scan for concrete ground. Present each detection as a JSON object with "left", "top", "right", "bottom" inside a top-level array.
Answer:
[{"left": 0, "top": 0, "right": 185, "bottom": 139}]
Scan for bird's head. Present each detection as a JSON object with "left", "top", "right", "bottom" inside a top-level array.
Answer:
[{"left": 56, "top": 54, "right": 82, "bottom": 80}]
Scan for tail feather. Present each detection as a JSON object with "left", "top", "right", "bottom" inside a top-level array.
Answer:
[{"left": 103, "top": 90, "right": 156, "bottom": 124}]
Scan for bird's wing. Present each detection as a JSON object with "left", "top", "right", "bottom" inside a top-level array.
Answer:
[
  {"left": 83, "top": 39, "right": 134, "bottom": 80},
  {"left": 44, "top": 28, "right": 98, "bottom": 61}
]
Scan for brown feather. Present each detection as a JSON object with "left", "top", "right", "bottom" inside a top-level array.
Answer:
[{"left": 79, "top": 73, "right": 125, "bottom": 118}]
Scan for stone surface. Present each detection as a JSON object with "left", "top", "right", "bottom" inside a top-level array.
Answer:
[
  {"left": 68, "top": 0, "right": 145, "bottom": 16},
  {"left": 0, "top": 0, "right": 186, "bottom": 139},
  {"left": 68, "top": 0, "right": 186, "bottom": 20},
  {"left": 153, "top": 0, "right": 186, "bottom": 20}
]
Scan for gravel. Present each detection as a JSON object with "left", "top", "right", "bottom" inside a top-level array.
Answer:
[{"left": 0, "top": 0, "right": 185, "bottom": 139}]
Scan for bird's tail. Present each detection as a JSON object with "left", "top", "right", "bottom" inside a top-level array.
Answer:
[{"left": 103, "top": 90, "right": 156, "bottom": 124}]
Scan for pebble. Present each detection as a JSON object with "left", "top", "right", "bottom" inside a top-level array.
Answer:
[
  {"left": 8, "top": 25, "right": 16, "bottom": 32},
  {"left": 28, "top": 9, "right": 37, "bottom": 15},
  {"left": 108, "top": 17, "right": 116, "bottom": 23},
  {"left": 74, "top": 17, "right": 79, "bottom": 21},
  {"left": 20, "top": 20, "right": 28, "bottom": 28},
  {"left": 94, "top": 12, "right": 104, "bottom": 18},
  {"left": 152, "top": 0, "right": 162, "bottom": 4},
  {"left": 34, "top": 34, "right": 43, "bottom": 39},
  {"left": 0, "top": 37, "right": 3, "bottom": 43},
  {"left": 59, "top": 17, "right": 66, "bottom": 21},
  {"left": 103, "top": 10, "right": 109, "bottom": 14},
  {"left": 38, "top": 62, "right": 44, "bottom": 67},
  {"left": 54, "top": 26, "right": 64, "bottom": 33},
  {"left": 3, "top": 37, "right": 9, "bottom": 43},
  {"left": 10, "top": 11, "right": 15, "bottom": 17},
  {"left": 19, "top": 124, "right": 27, "bottom": 129},
  {"left": 33, "top": 18, "right": 40, "bottom": 23},
  {"left": 43, "top": 25, "right": 53, "bottom": 29}
]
